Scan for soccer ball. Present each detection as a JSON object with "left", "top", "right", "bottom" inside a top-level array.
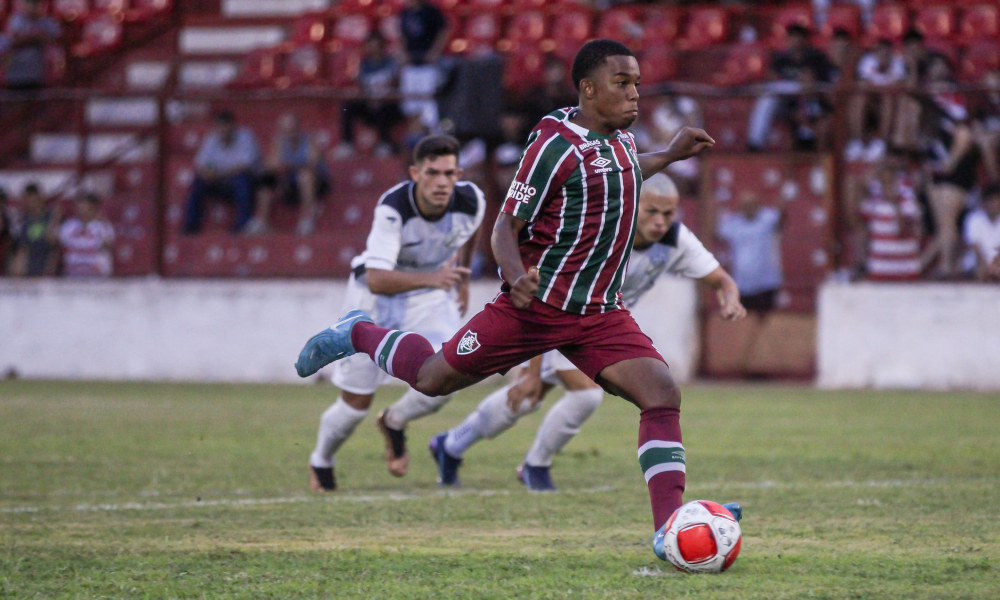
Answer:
[{"left": 655, "top": 500, "right": 742, "bottom": 573}]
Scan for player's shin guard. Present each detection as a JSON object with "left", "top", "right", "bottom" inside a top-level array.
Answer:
[
  {"left": 310, "top": 397, "right": 368, "bottom": 468},
  {"left": 638, "top": 406, "right": 686, "bottom": 531},
  {"left": 523, "top": 388, "right": 603, "bottom": 467},
  {"left": 350, "top": 323, "right": 435, "bottom": 389},
  {"left": 384, "top": 388, "right": 453, "bottom": 430},
  {"left": 443, "top": 383, "right": 539, "bottom": 458}
]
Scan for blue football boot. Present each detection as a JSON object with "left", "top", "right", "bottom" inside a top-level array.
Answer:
[
  {"left": 722, "top": 502, "right": 743, "bottom": 522},
  {"left": 517, "top": 464, "right": 557, "bottom": 492},
  {"left": 295, "top": 310, "right": 374, "bottom": 377},
  {"left": 428, "top": 433, "right": 462, "bottom": 486}
]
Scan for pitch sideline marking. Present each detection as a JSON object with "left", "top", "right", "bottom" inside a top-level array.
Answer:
[{"left": 2, "top": 477, "right": 996, "bottom": 515}]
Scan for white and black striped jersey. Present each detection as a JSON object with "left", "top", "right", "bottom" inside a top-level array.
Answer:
[
  {"left": 353, "top": 180, "right": 486, "bottom": 275},
  {"left": 619, "top": 222, "right": 720, "bottom": 309}
]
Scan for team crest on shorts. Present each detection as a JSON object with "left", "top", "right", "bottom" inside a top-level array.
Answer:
[{"left": 456, "top": 331, "right": 481, "bottom": 355}]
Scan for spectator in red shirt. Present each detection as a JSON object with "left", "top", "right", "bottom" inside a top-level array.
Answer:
[{"left": 855, "top": 161, "right": 924, "bottom": 281}]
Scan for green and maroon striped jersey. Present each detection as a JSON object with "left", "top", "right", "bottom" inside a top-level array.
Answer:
[{"left": 501, "top": 107, "right": 642, "bottom": 315}]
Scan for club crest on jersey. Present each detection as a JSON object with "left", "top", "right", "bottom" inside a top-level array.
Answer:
[{"left": 456, "top": 331, "right": 481, "bottom": 355}]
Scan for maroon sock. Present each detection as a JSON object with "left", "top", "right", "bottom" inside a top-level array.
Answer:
[
  {"left": 637, "top": 406, "right": 686, "bottom": 531},
  {"left": 350, "top": 322, "right": 434, "bottom": 388}
]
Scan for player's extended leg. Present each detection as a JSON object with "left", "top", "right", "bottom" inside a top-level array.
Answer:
[
  {"left": 308, "top": 391, "right": 373, "bottom": 492},
  {"left": 595, "top": 357, "right": 685, "bottom": 532},
  {"left": 429, "top": 379, "right": 552, "bottom": 486},
  {"left": 520, "top": 369, "right": 603, "bottom": 492}
]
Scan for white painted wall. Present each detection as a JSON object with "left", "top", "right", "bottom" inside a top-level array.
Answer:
[
  {"left": 0, "top": 277, "right": 699, "bottom": 384},
  {"left": 818, "top": 282, "right": 1000, "bottom": 390}
]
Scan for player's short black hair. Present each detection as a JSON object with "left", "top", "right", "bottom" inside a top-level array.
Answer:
[
  {"left": 983, "top": 183, "right": 1000, "bottom": 200},
  {"left": 23, "top": 182, "right": 41, "bottom": 196},
  {"left": 413, "top": 134, "right": 461, "bottom": 165},
  {"left": 571, "top": 39, "right": 636, "bottom": 91},
  {"left": 903, "top": 28, "right": 924, "bottom": 44},
  {"left": 214, "top": 110, "right": 236, "bottom": 125},
  {"left": 786, "top": 23, "right": 811, "bottom": 37}
]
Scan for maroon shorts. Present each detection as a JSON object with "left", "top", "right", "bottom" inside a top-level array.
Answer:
[{"left": 442, "top": 293, "right": 665, "bottom": 382}]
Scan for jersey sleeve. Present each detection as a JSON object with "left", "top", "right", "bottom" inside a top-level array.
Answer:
[
  {"left": 363, "top": 204, "right": 403, "bottom": 271},
  {"left": 502, "top": 130, "right": 576, "bottom": 223},
  {"left": 671, "top": 224, "right": 722, "bottom": 279}
]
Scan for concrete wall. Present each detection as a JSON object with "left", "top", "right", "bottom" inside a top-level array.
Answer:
[
  {"left": 0, "top": 277, "right": 699, "bottom": 384},
  {"left": 818, "top": 282, "right": 1000, "bottom": 391}
]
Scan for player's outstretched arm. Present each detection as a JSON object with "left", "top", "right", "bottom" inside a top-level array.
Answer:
[
  {"left": 636, "top": 127, "right": 715, "bottom": 180},
  {"left": 492, "top": 212, "right": 540, "bottom": 309},
  {"left": 700, "top": 267, "right": 746, "bottom": 321},
  {"left": 366, "top": 262, "right": 470, "bottom": 296}
]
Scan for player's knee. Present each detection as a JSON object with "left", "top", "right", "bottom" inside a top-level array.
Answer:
[{"left": 640, "top": 377, "right": 681, "bottom": 410}]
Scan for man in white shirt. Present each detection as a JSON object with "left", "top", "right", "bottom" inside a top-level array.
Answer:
[
  {"left": 58, "top": 193, "right": 114, "bottom": 277},
  {"left": 849, "top": 39, "right": 906, "bottom": 148},
  {"left": 183, "top": 111, "right": 260, "bottom": 234},
  {"left": 965, "top": 184, "right": 1000, "bottom": 281},
  {"left": 307, "top": 134, "right": 485, "bottom": 491},
  {"left": 428, "top": 174, "right": 746, "bottom": 490}
]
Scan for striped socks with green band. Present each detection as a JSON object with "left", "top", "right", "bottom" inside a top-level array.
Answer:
[
  {"left": 638, "top": 406, "right": 686, "bottom": 531},
  {"left": 351, "top": 323, "right": 435, "bottom": 388}
]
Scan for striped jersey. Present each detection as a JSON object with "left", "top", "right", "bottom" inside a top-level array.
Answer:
[{"left": 502, "top": 107, "right": 642, "bottom": 315}]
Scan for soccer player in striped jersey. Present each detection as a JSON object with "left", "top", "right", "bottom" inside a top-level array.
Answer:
[
  {"left": 295, "top": 40, "right": 740, "bottom": 559},
  {"left": 428, "top": 173, "right": 746, "bottom": 491}
]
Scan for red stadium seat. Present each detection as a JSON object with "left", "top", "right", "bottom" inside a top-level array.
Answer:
[
  {"left": 638, "top": 45, "right": 678, "bottom": 85},
  {"left": 229, "top": 49, "right": 282, "bottom": 88},
  {"left": 549, "top": 10, "right": 593, "bottom": 62},
  {"left": 72, "top": 13, "right": 123, "bottom": 57},
  {"left": 820, "top": 2, "right": 861, "bottom": 38},
  {"left": 125, "top": 0, "right": 173, "bottom": 22},
  {"left": 378, "top": 15, "right": 401, "bottom": 45},
  {"left": 596, "top": 8, "right": 644, "bottom": 49},
  {"left": 290, "top": 13, "right": 329, "bottom": 44},
  {"left": 52, "top": 0, "right": 89, "bottom": 21},
  {"left": 511, "top": 0, "right": 548, "bottom": 9},
  {"left": 93, "top": 0, "right": 127, "bottom": 14},
  {"left": 678, "top": 7, "right": 730, "bottom": 50},
  {"left": 913, "top": 5, "right": 956, "bottom": 40},
  {"left": 503, "top": 44, "right": 546, "bottom": 92},
  {"left": 326, "top": 45, "right": 362, "bottom": 88},
  {"left": 959, "top": 3, "right": 1000, "bottom": 40},
  {"left": 284, "top": 43, "right": 323, "bottom": 86},
  {"left": 958, "top": 40, "right": 1000, "bottom": 82},
  {"left": 450, "top": 13, "right": 500, "bottom": 54},
  {"left": 867, "top": 3, "right": 909, "bottom": 42},
  {"left": 768, "top": 3, "right": 814, "bottom": 46},
  {"left": 337, "top": 0, "right": 378, "bottom": 15},
  {"left": 642, "top": 7, "right": 680, "bottom": 46},
  {"left": 333, "top": 14, "right": 373, "bottom": 46},
  {"left": 714, "top": 42, "right": 769, "bottom": 86},
  {"left": 468, "top": 0, "right": 507, "bottom": 10},
  {"left": 505, "top": 11, "right": 547, "bottom": 43}
]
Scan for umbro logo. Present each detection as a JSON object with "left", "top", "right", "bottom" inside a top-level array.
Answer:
[
  {"left": 590, "top": 157, "right": 612, "bottom": 168},
  {"left": 456, "top": 330, "right": 481, "bottom": 355}
]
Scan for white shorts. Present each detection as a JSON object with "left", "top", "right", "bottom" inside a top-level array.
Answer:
[
  {"left": 333, "top": 274, "right": 462, "bottom": 395},
  {"left": 539, "top": 350, "right": 579, "bottom": 386}
]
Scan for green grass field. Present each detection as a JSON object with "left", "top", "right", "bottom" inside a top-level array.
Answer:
[{"left": 1, "top": 380, "right": 998, "bottom": 599}]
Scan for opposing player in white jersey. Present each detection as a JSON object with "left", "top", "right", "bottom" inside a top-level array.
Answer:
[
  {"left": 428, "top": 173, "right": 746, "bottom": 490},
  {"left": 308, "top": 135, "right": 485, "bottom": 491}
]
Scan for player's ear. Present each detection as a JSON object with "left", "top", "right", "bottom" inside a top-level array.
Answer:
[
  {"left": 409, "top": 164, "right": 420, "bottom": 182},
  {"left": 579, "top": 78, "right": 595, "bottom": 100}
]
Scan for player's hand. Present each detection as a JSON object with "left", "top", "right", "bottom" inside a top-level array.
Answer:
[
  {"left": 510, "top": 267, "right": 540, "bottom": 309},
  {"left": 665, "top": 127, "right": 715, "bottom": 162},
  {"left": 429, "top": 260, "right": 471, "bottom": 291},
  {"left": 507, "top": 371, "right": 544, "bottom": 412},
  {"left": 717, "top": 290, "right": 747, "bottom": 321},
  {"left": 456, "top": 280, "right": 470, "bottom": 317}
]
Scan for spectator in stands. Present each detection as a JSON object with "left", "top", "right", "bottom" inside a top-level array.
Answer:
[
  {"left": 747, "top": 24, "right": 836, "bottom": 151},
  {"left": 183, "top": 111, "right": 260, "bottom": 235},
  {"left": 1, "top": 0, "right": 61, "bottom": 90},
  {"left": 336, "top": 32, "right": 403, "bottom": 160},
  {"left": 249, "top": 112, "right": 330, "bottom": 237},
  {"left": 826, "top": 28, "right": 857, "bottom": 82},
  {"left": 0, "top": 188, "right": 12, "bottom": 274},
  {"left": 848, "top": 39, "right": 905, "bottom": 149},
  {"left": 964, "top": 184, "right": 1000, "bottom": 282},
  {"left": 717, "top": 191, "right": 784, "bottom": 311},
  {"left": 790, "top": 67, "right": 833, "bottom": 151},
  {"left": 58, "top": 193, "right": 115, "bottom": 277},
  {"left": 855, "top": 160, "right": 923, "bottom": 281},
  {"left": 9, "top": 182, "right": 59, "bottom": 277},
  {"left": 971, "top": 70, "right": 1000, "bottom": 183},
  {"left": 923, "top": 54, "right": 978, "bottom": 279},
  {"left": 398, "top": 0, "right": 451, "bottom": 132},
  {"left": 890, "top": 29, "right": 929, "bottom": 152},
  {"left": 631, "top": 96, "right": 705, "bottom": 196}
]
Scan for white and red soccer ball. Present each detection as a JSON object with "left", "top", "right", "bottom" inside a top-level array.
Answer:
[{"left": 658, "top": 500, "right": 742, "bottom": 573}]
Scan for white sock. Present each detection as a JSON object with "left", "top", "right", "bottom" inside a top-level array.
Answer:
[
  {"left": 383, "top": 387, "right": 453, "bottom": 430},
  {"left": 444, "top": 383, "right": 538, "bottom": 458},
  {"left": 309, "top": 397, "right": 368, "bottom": 468},
  {"left": 523, "top": 388, "right": 603, "bottom": 468}
]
